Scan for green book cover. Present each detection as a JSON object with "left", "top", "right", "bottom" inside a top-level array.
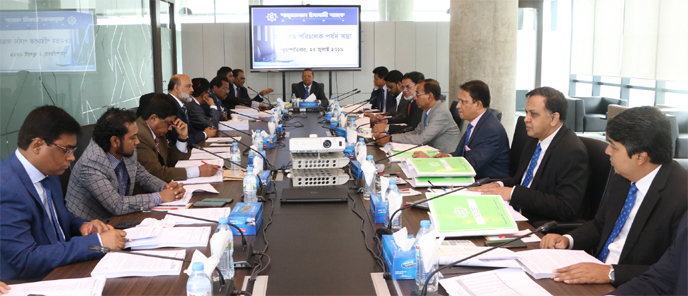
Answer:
[
  {"left": 410, "top": 176, "right": 475, "bottom": 187},
  {"left": 390, "top": 150, "right": 439, "bottom": 159},
  {"left": 428, "top": 193, "right": 518, "bottom": 237},
  {"left": 406, "top": 157, "right": 476, "bottom": 177}
]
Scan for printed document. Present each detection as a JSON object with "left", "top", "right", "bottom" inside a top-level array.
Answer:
[
  {"left": 516, "top": 249, "right": 603, "bottom": 279},
  {"left": 6, "top": 277, "right": 107, "bottom": 296},
  {"left": 439, "top": 268, "right": 552, "bottom": 296},
  {"left": 91, "top": 250, "right": 186, "bottom": 278}
]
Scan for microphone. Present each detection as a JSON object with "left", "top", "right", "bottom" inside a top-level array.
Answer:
[
  {"left": 375, "top": 178, "right": 492, "bottom": 237},
  {"left": 375, "top": 142, "right": 430, "bottom": 164},
  {"left": 208, "top": 127, "right": 275, "bottom": 170},
  {"left": 247, "top": 86, "right": 273, "bottom": 108},
  {"left": 191, "top": 144, "right": 242, "bottom": 171},
  {"left": 127, "top": 204, "right": 255, "bottom": 269},
  {"left": 88, "top": 245, "right": 235, "bottom": 293},
  {"left": 331, "top": 88, "right": 359, "bottom": 101},
  {"left": 412, "top": 221, "right": 558, "bottom": 296},
  {"left": 228, "top": 110, "right": 267, "bottom": 122},
  {"left": 365, "top": 125, "right": 414, "bottom": 143}
]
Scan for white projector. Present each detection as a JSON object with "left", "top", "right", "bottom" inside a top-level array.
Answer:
[{"left": 289, "top": 134, "right": 346, "bottom": 153}]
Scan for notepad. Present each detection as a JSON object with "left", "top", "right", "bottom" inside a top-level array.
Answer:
[
  {"left": 6, "top": 277, "right": 107, "bottom": 296},
  {"left": 515, "top": 249, "right": 604, "bottom": 279},
  {"left": 91, "top": 250, "right": 186, "bottom": 278}
]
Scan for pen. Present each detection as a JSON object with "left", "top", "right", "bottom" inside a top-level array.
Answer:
[
  {"left": 201, "top": 161, "right": 209, "bottom": 165},
  {"left": 498, "top": 235, "right": 521, "bottom": 238},
  {"left": 442, "top": 187, "right": 447, "bottom": 192}
]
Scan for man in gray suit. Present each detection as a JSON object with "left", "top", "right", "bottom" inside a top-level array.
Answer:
[
  {"left": 374, "top": 79, "right": 461, "bottom": 153},
  {"left": 66, "top": 108, "right": 185, "bottom": 221}
]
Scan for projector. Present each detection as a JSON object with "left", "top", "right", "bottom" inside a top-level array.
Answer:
[{"left": 289, "top": 134, "right": 346, "bottom": 153}]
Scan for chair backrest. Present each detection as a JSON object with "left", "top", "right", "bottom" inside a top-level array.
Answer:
[
  {"left": 60, "top": 124, "right": 95, "bottom": 196},
  {"left": 510, "top": 116, "right": 529, "bottom": 176},
  {"left": 565, "top": 97, "right": 584, "bottom": 132},
  {"left": 488, "top": 108, "right": 502, "bottom": 122},
  {"left": 515, "top": 90, "right": 528, "bottom": 111},
  {"left": 607, "top": 104, "right": 629, "bottom": 121},
  {"left": 449, "top": 100, "right": 463, "bottom": 132},
  {"left": 578, "top": 136, "right": 612, "bottom": 221}
]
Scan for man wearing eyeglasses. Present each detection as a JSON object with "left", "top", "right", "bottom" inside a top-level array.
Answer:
[
  {"left": 66, "top": 108, "right": 185, "bottom": 222},
  {"left": 0, "top": 106, "right": 127, "bottom": 281},
  {"left": 226, "top": 69, "right": 272, "bottom": 110},
  {"left": 205, "top": 75, "right": 230, "bottom": 120},
  {"left": 135, "top": 94, "right": 220, "bottom": 182},
  {"left": 373, "top": 71, "right": 425, "bottom": 134},
  {"left": 373, "top": 79, "right": 461, "bottom": 154}
]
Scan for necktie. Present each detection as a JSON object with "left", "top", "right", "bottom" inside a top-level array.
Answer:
[
  {"left": 114, "top": 161, "right": 129, "bottom": 196},
  {"left": 305, "top": 86, "right": 310, "bottom": 97},
  {"left": 39, "top": 178, "right": 64, "bottom": 242},
  {"left": 382, "top": 93, "right": 387, "bottom": 113},
  {"left": 180, "top": 105, "right": 189, "bottom": 123},
  {"left": 462, "top": 124, "right": 474, "bottom": 156},
  {"left": 424, "top": 112, "right": 429, "bottom": 127},
  {"left": 521, "top": 143, "right": 542, "bottom": 187},
  {"left": 154, "top": 137, "right": 160, "bottom": 153},
  {"left": 597, "top": 183, "right": 638, "bottom": 262}
]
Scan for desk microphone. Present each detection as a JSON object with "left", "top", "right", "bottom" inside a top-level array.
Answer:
[
  {"left": 127, "top": 204, "right": 255, "bottom": 269},
  {"left": 331, "top": 88, "right": 359, "bottom": 101},
  {"left": 191, "top": 144, "right": 268, "bottom": 196},
  {"left": 247, "top": 86, "right": 273, "bottom": 108},
  {"left": 344, "top": 97, "right": 373, "bottom": 116},
  {"left": 375, "top": 177, "right": 492, "bottom": 237},
  {"left": 88, "top": 245, "right": 235, "bottom": 292},
  {"left": 411, "top": 221, "right": 559, "bottom": 296},
  {"left": 228, "top": 110, "right": 267, "bottom": 122},
  {"left": 374, "top": 142, "right": 432, "bottom": 163},
  {"left": 365, "top": 125, "right": 414, "bottom": 143},
  {"left": 205, "top": 126, "right": 275, "bottom": 171}
]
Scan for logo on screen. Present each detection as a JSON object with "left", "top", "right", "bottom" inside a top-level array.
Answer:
[
  {"left": 266, "top": 12, "right": 277, "bottom": 22},
  {"left": 67, "top": 16, "right": 77, "bottom": 25}
]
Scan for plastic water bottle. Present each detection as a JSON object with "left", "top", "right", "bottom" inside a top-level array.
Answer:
[
  {"left": 339, "top": 111, "right": 347, "bottom": 128},
  {"left": 243, "top": 166, "right": 258, "bottom": 203},
  {"left": 346, "top": 118, "right": 357, "bottom": 145},
  {"left": 331, "top": 99, "right": 340, "bottom": 118},
  {"left": 253, "top": 130, "right": 264, "bottom": 151},
  {"left": 230, "top": 142, "right": 241, "bottom": 177},
  {"left": 216, "top": 217, "right": 234, "bottom": 280},
  {"left": 186, "top": 262, "right": 212, "bottom": 296},
  {"left": 364, "top": 155, "right": 376, "bottom": 197},
  {"left": 415, "top": 220, "right": 438, "bottom": 292},
  {"left": 268, "top": 115, "right": 277, "bottom": 135},
  {"left": 291, "top": 93, "right": 298, "bottom": 108},
  {"left": 355, "top": 138, "right": 367, "bottom": 162},
  {"left": 385, "top": 179, "right": 402, "bottom": 230},
  {"left": 248, "top": 145, "right": 256, "bottom": 167},
  {"left": 328, "top": 95, "right": 334, "bottom": 108}
]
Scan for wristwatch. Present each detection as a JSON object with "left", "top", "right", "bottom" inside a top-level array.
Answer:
[
  {"left": 608, "top": 265, "right": 615, "bottom": 283},
  {"left": 384, "top": 126, "right": 390, "bottom": 132},
  {"left": 178, "top": 137, "right": 188, "bottom": 142}
]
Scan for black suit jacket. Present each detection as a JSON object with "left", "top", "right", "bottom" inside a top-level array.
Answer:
[
  {"left": 388, "top": 99, "right": 422, "bottom": 134},
  {"left": 165, "top": 94, "right": 205, "bottom": 146},
  {"left": 224, "top": 84, "right": 263, "bottom": 110},
  {"left": 370, "top": 87, "right": 386, "bottom": 111},
  {"left": 451, "top": 109, "right": 511, "bottom": 179},
  {"left": 505, "top": 125, "right": 589, "bottom": 223},
  {"left": 186, "top": 99, "right": 222, "bottom": 130},
  {"left": 569, "top": 161, "right": 688, "bottom": 286},
  {"left": 292, "top": 81, "right": 328, "bottom": 107},
  {"left": 610, "top": 213, "right": 688, "bottom": 295}
]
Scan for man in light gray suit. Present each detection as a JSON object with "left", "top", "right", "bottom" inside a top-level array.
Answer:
[
  {"left": 374, "top": 79, "right": 461, "bottom": 153},
  {"left": 66, "top": 108, "right": 185, "bottom": 221}
]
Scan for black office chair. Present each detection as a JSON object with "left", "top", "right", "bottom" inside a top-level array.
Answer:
[
  {"left": 488, "top": 108, "right": 503, "bottom": 122},
  {"left": 59, "top": 124, "right": 96, "bottom": 196},
  {"left": 449, "top": 101, "right": 463, "bottom": 132},
  {"left": 509, "top": 116, "right": 529, "bottom": 176}
]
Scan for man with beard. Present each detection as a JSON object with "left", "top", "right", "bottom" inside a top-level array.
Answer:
[
  {"left": 166, "top": 74, "right": 216, "bottom": 146},
  {"left": 66, "top": 108, "right": 186, "bottom": 221},
  {"left": 372, "top": 71, "right": 424, "bottom": 134}
]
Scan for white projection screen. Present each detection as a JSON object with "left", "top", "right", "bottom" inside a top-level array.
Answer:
[{"left": 249, "top": 5, "right": 361, "bottom": 71}]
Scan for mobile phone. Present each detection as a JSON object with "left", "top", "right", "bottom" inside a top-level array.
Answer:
[{"left": 114, "top": 221, "right": 139, "bottom": 229}]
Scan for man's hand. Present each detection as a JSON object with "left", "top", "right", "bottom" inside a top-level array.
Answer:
[
  {"left": 541, "top": 234, "right": 570, "bottom": 249},
  {"left": 258, "top": 104, "right": 267, "bottom": 111},
  {"left": 552, "top": 263, "right": 612, "bottom": 284},
  {"left": 204, "top": 126, "right": 217, "bottom": 138},
  {"left": 373, "top": 124, "right": 388, "bottom": 133},
  {"left": 373, "top": 133, "right": 390, "bottom": 145},
  {"left": 100, "top": 229, "right": 127, "bottom": 250},
  {"left": 433, "top": 152, "right": 451, "bottom": 158},
  {"left": 199, "top": 164, "right": 221, "bottom": 177},
  {"left": 259, "top": 88, "right": 274, "bottom": 96},
  {"left": 80, "top": 219, "right": 114, "bottom": 236},
  {"left": 161, "top": 180, "right": 185, "bottom": 202},
  {"left": 0, "top": 281, "right": 10, "bottom": 294},
  {"left": 172, "top": 118, "right": 188, "bottom": 140},
  {"left": 374, "top": 114, "right": 386, "bottom": 122},
  {"left": 413, "top": 151, "right": 431, "bottom": 158},
  {"left": 468, "top": 183, "right": 513, "bottom": 201},
  {"left": 204, "top": 96, "right": 216, "bottom": 106},
  {"left": 363, "top": 113, "right": 375, "bottom": 118}
]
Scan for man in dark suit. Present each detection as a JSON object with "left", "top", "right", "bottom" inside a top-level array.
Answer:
[
  {"left": 291, "top": 68, "right": 328, "bottom": 107},
  {"left": 471, "top": 87, "right": 589, "bottom": 224},
  {"left": 413, "top": 80, "right": 510, "bottom": 179},
  {"left": 609, "top": 213, "right": 687, "bottom": 295},
  {"left": 0, "top": 106, "right": 126, "bottom": 281},
  {"left": 166, "top": 74, "right": 215, "bottom": 146},
  {"left": 373, "top": 71, "right": 425, "bottom": 134},
  {"left": 369, "top": 66, "right": 388, "bottom": 111},
  {"left": 367, "top": 70, "right": 403, "bottom": 125},
  {"left": 225, "top": 69, "right": 273, "bottom": 110},
  {"left": 541, "top": 106, "right": 687, "bottom": 286},
  {"left": 205, "top": 76, "right": 229, "bottom": 120},
  {"left": 189, "top": 78, "right": 224, "bottom": 130}
]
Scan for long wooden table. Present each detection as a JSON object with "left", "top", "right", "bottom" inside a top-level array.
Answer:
[{"left": 45, "top": 110, "right": 614, "bottom": 295}]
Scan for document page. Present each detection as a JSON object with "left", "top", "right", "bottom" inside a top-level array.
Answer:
[
  {"left": 188, "top": 152, "right": 231, "bottom": 160},
  {"left": 124, "top": 226, "right": 163, "bottom": 240},
  {"left": 440, "top": 268, "right": 552, "bottom": 296},
  {"left": 162, "top": 208, "right": 232, "bottom": 225},
  {"left": 191, "top": 147, "right": 230, "bottom": 153},
  {"left": 438, "top": 246, "right": 521, "bottom": 268},
  {"left": 205, "top": 136, "right": 241, "bottom": 143},
  {"left": 516, "top": 249, "right": 603, "bottom": 279},
  {"left": 7, "top": 277, "right": 107, "bottom": 296},
  {"left": 127, "top": 226, "right": 211, "bottom": 250},
  {"left": 175, "top": 159, "right": 223, "bottom": 168},
  {"left": 160, "top": 183, "right": 219, "bottom": 206},
  {"left": 91, "top": 250, "right": 186, "bottom": 278},
  {"left": 178, "top": 170, "right": 223, "bottom": 184}
]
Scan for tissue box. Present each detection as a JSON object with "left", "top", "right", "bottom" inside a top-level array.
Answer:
[
  {"left": 258, "top": 170, "right": 272, "bottom": 189},
  {"left": 263, "top": 134, "right": 277, "bottom": 149},
  {"left": 382, "top": 234, "right": 417, "bottom": 280},
  {"left": 343, "top": 144, "right": 355, "bottom": 160},
  {"left": 248, "top": 150, "right": 266, "bottom": 167},
  {"left": 324, "top": 112, "right": 333, "bottom": 121},
  {"left": 228, "top": 202, "right": 263, "bottom": 235},
  {"left": 334, "top": 127, "right": 346, "bottom": 138},
  {"left": 329, "top": 120, "right": 339, "bottom": 129},
  {"left": 370, "top": 193, "right": 386, "bottom": 224},
  {"left": 350, "top": 160, "right": 362, "bottom": 179}
]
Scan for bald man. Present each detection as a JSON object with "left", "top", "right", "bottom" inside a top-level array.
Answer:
[{"left": 166, "top": 74, "right": 216, "bottom": 146}]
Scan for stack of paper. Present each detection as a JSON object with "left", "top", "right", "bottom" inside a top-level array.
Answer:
[
  {"left": 223, "top": 169, "right": 245, "bottom": 181},
  {"left": 125, "top": 227, "right": 211, "bottom": 250},
  {"left": 206, "top": 136, "right": 241, "bottom": 146},
  {"left": 188, "top": 152, "right": 231, "bottom": 160},
  {"left": 427, "top": 193, "right": 518, "bottom": 237},
  {"left": 231, "top": 107, "right": 259, "bottom": 121},
  {"left": 91, "top": 250, "right": 186, "bottom": 278},
  {"left": 408, "top": 176, "right": 475, "bottom": 187},
  {"left": 515, "top": 249, "right": 604, "bottom": 279},
  {"left": 155, "top": 184, "right": 220, "bottom": 208},
  {"left": 439, "top": 268, "right": 552, "bottom": 296},
  {"left": 6, "top": 277, "right": 107, "bottom": 296},
  {"left": 438, "top": 245, "right": 521, "bottom": 268},
  {"left": 387, "top": 149, "right": 440, "bottom": 163},
  {"left": 219, "top": 119, "right": 249, "bottom": 131},
  {"left": 191, "top": 147, "right": 230, "bottom": 154},
  {"left": 124, "top": 226, "right": 163, "bottom": 240},
  {"left": 162, "top": 208, "right": 232, "bottom": 225},
  {"left": 401, "top": 157, "right": 476, "bottom": 178},
  {"left": 175, "top": 159, "right": 223, "bottom": 169}
]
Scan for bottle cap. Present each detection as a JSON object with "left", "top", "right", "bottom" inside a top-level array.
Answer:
[
  {"left": 218, "top": 217, "right": 228, "bottom": 224},
  {"left": 192, "top": 262, "right": 204, "bottom": 271},
  {"left": 233, "top": 142, "right": 238, "bottom": 146},
  {"left": 389, "top": 179, "right": 396, "bottom": 185},
  {"left": 359, "top": 138, "right": 365, "bottom": 142},
  {"left": 247, "top": 167, "right": 254, "bottom": 172},
  {"left": 420, "top": 220, "right": 431, "bottom": 227},
  {"left": 367, "top": 155, "right": 374, "bottom": 160}
]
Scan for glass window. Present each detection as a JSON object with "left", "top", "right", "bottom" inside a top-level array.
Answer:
[
  {"left": 664, "top": 92, "right": 688, "bottom": 108},
  {"left": 576, "top": 74, "right": 593, "bottom": 82},
  {"left": 628, "top": 89, "right": 655, "bottom": 107},
  {"left": 600, "top": 76, "right": 621, "bottom": 84},
  {"left": 600, "top": 85, "right": 621, "bottom": 98},
  {"left": 629, "top": 78, "right": 655, "bottom": 88},
  {"left": 516, "top": 8, "right": 537, "bottom": 91},
  {"left": 575, "top": 83, "right": 593, "bottom": 97},
  {"left": 413, "top": 0, "right": 450, "bottom": 22},
  {"left": 176, "top": 0, "right": 216, "bottom": 24},
  {"left": 666, "top": 81, "right": 688, "bottom": 91}
]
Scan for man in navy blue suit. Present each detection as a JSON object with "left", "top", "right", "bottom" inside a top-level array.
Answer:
[
  {"left": 0, "top": 106, "right": 126, "bottom": 281},
  {"left": 369, "top": 66, "right": 388, "bottom": 111},
  {"left": 414, "top": 80, "right": 510, "bottom": 179}
]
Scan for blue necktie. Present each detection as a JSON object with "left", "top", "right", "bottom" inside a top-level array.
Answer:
[
  {"left": 597, "top": 183, "right": 638, "bottom": 262},
  {"left": 115, "top": 161, "right": 129, "bottom": 196},
  {"left": 521, "top": 143, "right": 542, "bottom": 187},
  {"left": 39, "top": 178, "right": 64, "bottom": 242},
  {"left": 305, "top": 86, "right": 309, "bottom": 97},
  {"left": 424, "top": 112, "right": 429, "bottom": 127},
  {"left": 462, "top": 124, "right": 473, "bottom": 156},
  {"left": 180, "top": 105, "right": 189, "bottom": 123}
]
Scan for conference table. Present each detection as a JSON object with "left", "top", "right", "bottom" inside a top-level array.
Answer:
[{"left": 45, "top": 109, "right": 615, "bottom": 295}]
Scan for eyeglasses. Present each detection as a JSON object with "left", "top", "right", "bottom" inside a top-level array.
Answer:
[
  {"left": 162, "top": 118, "right": 175, "bottom": 127},
  {"left": 457, "top": 99, "right": 473, "bottom": 105},
  {"left": 52, "top": 143, "right": 77, "bottom": 155},
  {"left": 402, "top": 84, "right": 416, "bottom": 90},
  {"left": 415, "top": 92, "right": 428, "bottom": 97}
]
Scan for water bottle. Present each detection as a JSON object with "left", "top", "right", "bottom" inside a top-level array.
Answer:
[
  {"left": 364, "top": 155, "right": 376, "bottom": 197},
  {"left": 415, "top": 220, "right": 438, "bottom": 292},
  {"left": 328, "top": 95, "right": 334, "bottom": 108},
  {"left": 253, "top": 130, "right": 264, "bottom": 151},
  {"left": 339, "top": 111, "right": 347, "bottom": 128},
  {"left": 243, "top": 166, "right": 258, "bottom": 203},
  {"left": 186, "top": 262, "right": 212, "bottom": 296},
  {"left": 248, "top": 145, "right": 256, "bottom": 167},
  {"left": 230, "top": 142, "right": 241, "bottom": 177},
  {"left": 385, "top": 179, "right": 402, "bottom": 230},
  {"left": 268, "top": 116, "right": 276, "bottom": 135},
  {"left": 291, "top": 93, "right": 298, "bottom": 108},
  {"left": 216, "top": 217, "right": 234, "bottom": 280},
  {"left": 332, "top": 99, "right": 340, "bottom": 115},
  {"left": 346, "top": 118, "right": 357, "bottom": 145},
  {"left": 355, "top": 138, "right": 367, "bottom": 163}
]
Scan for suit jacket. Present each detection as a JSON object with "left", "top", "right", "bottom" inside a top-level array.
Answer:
[
  {"left": 186, "top": 99, "right": 223, "bottom": 130},
  {"left": 292, "top": 81, "right": 328, "bottom": 107},
  {"left": 388, "top": 99, "right": 422, "bottom": 134},
  {"left": 224, "top": 84, "right": 263, "bottom": 110},
  {"left": 0, "top": 152, "right": 102, "bottom": 281},
  {"left": 135, "top": 117, "right": 192, "bottom": 182},
  {"left": 391, "top": 99, "right": 462, "bottom": 153},
  {"left": 66, "top": 140, "right": 167, "bottom": 221},
  {"left": 165, "top": 94, "right": 205, "bottom": 146},
  {"left": 450, "top": 109, "right": 510, "bottom": 179},
  {"left": 370, "top": 86, "right": 386, "bottom": 111},
  {"left": 505, "top": 125, "right": 589, "bottom": 223},
  {"left": 385, "top": 93, "right": 406, "bottom": 117},
  {"left": 569, "top": 161, "right": 687, "bottom": 286},
  {"left": 610, "top": 213, "right": 688, "bottom": 295},
  {"left": 204, "top": 91, "right": 228, "bottom": 121}
]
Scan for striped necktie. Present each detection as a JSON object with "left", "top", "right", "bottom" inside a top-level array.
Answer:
[{"left": 39, "top": 178, "right": 64, "bottom": 242}]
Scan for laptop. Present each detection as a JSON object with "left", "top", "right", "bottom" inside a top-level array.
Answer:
[{"left": 280, "top": 187, "right": 350, "bottom": 203}]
